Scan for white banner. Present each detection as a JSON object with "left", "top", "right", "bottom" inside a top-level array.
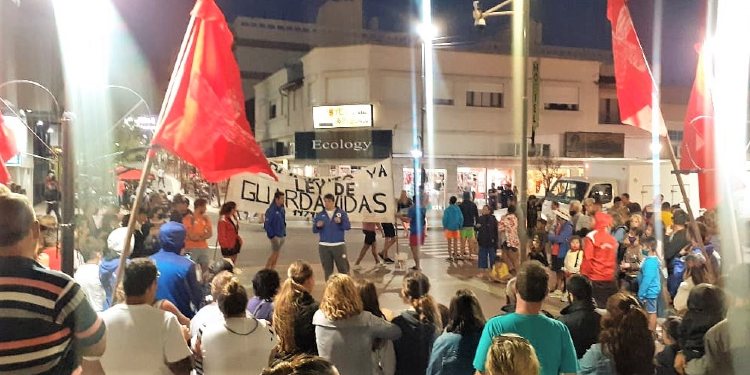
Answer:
[{"left": 227, "top": 159, "right": 395, "bottom": 222}]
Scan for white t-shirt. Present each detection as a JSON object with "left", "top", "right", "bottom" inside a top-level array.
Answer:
[
  {"left": 191, "top": 303, "right": 224, "bottom": 347},
  {"left": 99, "top": 304, "right": 192, "bottom": 375},
  {"left": 200, "top": 317, "right": 276, "bottom": 375},
  {"left": 74, "top": 263, "right": 106, "bottom": 312}
]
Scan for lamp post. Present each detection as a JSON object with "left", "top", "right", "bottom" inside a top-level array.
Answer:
[{"left": 472, "top": 0, "right": 531, "bottom": 260}]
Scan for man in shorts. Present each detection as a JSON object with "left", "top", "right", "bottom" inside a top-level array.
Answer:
[
  {"left": 459, "top": 192, "right": 479, "bottom": 258},
  {"left": 379, "top": 220, "right": 397, "bottom": 264},
  {"left": 442, "top": 196, "right": 464, "bottom": 261},
  {"left": 264, "top": 191, "right": 287, "bottom": 269},
  {"left": 183, "top": 198, "right": 212, "bottom": 275},
  {"left": 407, "top": 194, "right": 429, "bottom": 270}
]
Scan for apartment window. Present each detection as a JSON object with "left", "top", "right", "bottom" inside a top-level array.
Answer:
[
  {"left": 466, "top": 91, "right": 503, "bottom": 108},
  {"left": 433, "top": 98, "right": 454, "bottom": 105},
  {"left": 599, "top": 98, "right": 621, "bottom": 124},
  {"left": 269, "top": 103, "right": 277, "bottom": 119},
  {"left": 543, "top": 86, "right": 579, "bottom": 111}
]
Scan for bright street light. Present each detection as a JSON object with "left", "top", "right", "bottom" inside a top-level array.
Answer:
[
  {"left": 416, "top": 22, "right": 438, "bottom": 41},
  {"left": 410, "top": 148, "right": 423, "bottom": 158}
]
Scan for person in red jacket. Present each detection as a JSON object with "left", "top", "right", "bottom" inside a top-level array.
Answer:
[
  {"left": 581, "top": 211, "right": 619, "bottom": 308},
  {"left": 218, "top": 201, "right": 242, "bottom": 264}
]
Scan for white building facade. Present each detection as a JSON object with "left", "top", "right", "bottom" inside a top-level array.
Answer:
[{"left": 254, "top": 44, "right": 690, "bottom": 210}]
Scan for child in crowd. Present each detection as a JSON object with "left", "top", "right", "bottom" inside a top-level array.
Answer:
[
  {"left": 489, "top": 256, "right": 512, "bottom": 283},
  {"left": 562, "top": 236, "right": 584, "bottom": 301},
  {"left": 483, "top": 334, "right": 540, "bottom": 375},
  {"left": 354, "top": 222, "right": 383, "bottom": 269},
  {"left": 637, "top": 237, "right": 661, "bottom": 331},
  {"left": 620, "top": 227, "right": 644, "bottom": 293},
  {"left": 528, "top": 235, "right": 548, "bottom": 267}
]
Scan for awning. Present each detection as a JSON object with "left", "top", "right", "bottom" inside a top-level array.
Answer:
[{"left": 117, "top": 168, "right": 155, "bottom": 181}]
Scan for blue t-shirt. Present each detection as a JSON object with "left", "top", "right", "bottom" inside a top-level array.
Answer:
[
  {"left": 473, "top": 313, "right": 579, "bottom": 375},
  {"left": 638, "top": 255, "right": 662, "bottom": 299}
]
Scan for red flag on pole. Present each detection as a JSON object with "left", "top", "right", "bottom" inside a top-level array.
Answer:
[
  {"left": 680, "top": 44, "right": 717, "bottom": 209},
  {"left": 607, "top": 0, "right": 668, "bottom": 136},
  {"left": 0, "top": 114, "right": 18, "bottom": 184},
  {"left": 151, "top": 0, "right": 275, "bottom": 182}
]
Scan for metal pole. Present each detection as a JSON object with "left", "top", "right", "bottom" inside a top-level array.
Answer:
[
  {"left": 662, "top": 134, "right": 716, "bottom": 280},
  {"left": 514, "top": 0, "right": 531, "bottom": 261},
  {"left": 60, "top": 114, "right": 75, "bottom": 276}
]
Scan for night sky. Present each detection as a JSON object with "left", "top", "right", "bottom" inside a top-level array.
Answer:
[{"left": 112, "top": 0, "right": 707, "bottom": 87}]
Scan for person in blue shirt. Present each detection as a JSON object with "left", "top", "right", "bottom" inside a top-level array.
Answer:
[
  {"left": 312, "top": 193, "right": 351, "bottom": 280},
  {"left": 406, "top": 194, "right": 428, "bottom": 271},
  {"left": 264, "top": 191, "right": 287, "bottom": 270},
  {"left": 427, "top": 289, "right": 485, "bottom": 375},
  {"left": 150, "top": 221, "right": 203, "bottom": 318},
  {"left": 473, "top": 260, "right": 578, "bottom": 375},
  {"left": 441, "top": 196, "right": 464, "bottom": 261},
  {"left": 638, "top": 236, "right": 662, "bottom": 331}
]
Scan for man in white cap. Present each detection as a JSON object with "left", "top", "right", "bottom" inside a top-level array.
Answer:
[{"left": 100, "top": 227, "right": 134, "bottom": 309}]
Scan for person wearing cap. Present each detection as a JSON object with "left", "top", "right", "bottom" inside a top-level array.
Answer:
[
  {"left": 150, "top": 221, "right": 203, "bottom": 318},
  {"left": 100, "top": 227, "right": 135, "bottom": 309},
  {"left": 548, "top": 209, "right": 574, "bottom": 299},
  {"left": 580, "top": 211, "right": 619, "bottom": 308}
]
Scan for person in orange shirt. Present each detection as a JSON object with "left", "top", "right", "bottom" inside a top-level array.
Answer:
[{"left": 183, "top": 198, "right": 212, "bottom": 276}]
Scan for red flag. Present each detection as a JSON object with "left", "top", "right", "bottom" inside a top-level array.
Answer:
[
  {"left": 680, "top": 44, "right": 717, "bottom": 209},
  {"left": 607, "top": 0, "right": 668, "bottom": 136},
  {"left": 151, "top": 0, "right": 275, "bottom": 182},
  {"left": 0, "top": 114, "right": 19, "bottom": 184}
]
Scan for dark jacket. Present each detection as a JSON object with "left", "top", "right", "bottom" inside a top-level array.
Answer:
[
  {"left": 459, "top": 201, "right": 479, "bottom": 228},
  {"left": 427, "top": 330, "right": 482, "bottom": 375},
  {"left": 264, "top": 203, "right": 287, "bottom": 238},
  {"left": 476, "top": 214, "right": 499, "bottom": 249},
  {"left": 392, "top": 310, "right": 439, "bottom": 375},
  {"left": 664, "top": 229, "right": 689, "bottom": 270},
  {"left": 271, "top": 291, "right": 320, "bottom": 366},
  {"left": 655, "top": 344, "right": 679, "bottom": 375},
  {"left": 312, "top": 207, "right": 351, "bottom": 243},
  {"left": 679, "top": 284, "right": 726, "bottom": 361},
  {"left": 557, "top": 300, "right": 601, "bottom": 359}
]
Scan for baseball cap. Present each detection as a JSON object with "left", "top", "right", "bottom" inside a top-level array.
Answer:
[{"left": 107, "top": 227, "right": 135, "bottom": 255}]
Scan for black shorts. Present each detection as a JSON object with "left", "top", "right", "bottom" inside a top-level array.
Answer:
[
  {"left": 363, "top": 230, "right": 377, "bottom": 245},
  {"left": 381, "top": 223, "right": 396, "bottom": 238},
  {"left": 551, "top": 256, "right": 564, "bottom": 272}
]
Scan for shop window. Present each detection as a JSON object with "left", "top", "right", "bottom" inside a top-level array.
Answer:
[
  {"left": 599, "top": 98, "right": 621, "bottom": 124},
  {"left": 466, "top": 91, "right": 503, "bottom": 108},
  {"left": 269, "top": 103, "right": 277, "bottom": 119},
  {"left": 543, "top": 86, "right": 579, "bottom": 111}
]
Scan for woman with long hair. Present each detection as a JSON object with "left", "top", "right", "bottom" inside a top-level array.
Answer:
[
  {"left": 313, "top": 274, "right": 401, "bottom": 375},
  {"left": 262, "top": 355, "right": 340, "bottom": 375},
  {"left": 392, "top": 271, "right": 442, "bottom": 375},
  {"left": 196, "top": 277, "right": 276, "bottom": 375},
  {"left": 427, "top": 289, "right": 486, "bottom": 375},
  {"left": 272, "top": 261, "right": 319, "bottom": 364},
  {"left": 218, "top": 201, "right": 242, "bottom": 264},
  {"left": 579, "top": 292, "right": 655, "bottom": 375},
  {"left": 357, "top": 280, "right": 396, "bottom": 375},
  {"left": 484, "top": 334, "right": 540, "bottom": 375}
]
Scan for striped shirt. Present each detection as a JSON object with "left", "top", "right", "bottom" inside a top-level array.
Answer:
[{"left": 0, "top": 256, "right": 106, "bottom": 374}]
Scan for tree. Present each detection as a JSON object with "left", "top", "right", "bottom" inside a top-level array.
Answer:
[{"left": 534, "top": 154, "right": 563, "bottom": 195}]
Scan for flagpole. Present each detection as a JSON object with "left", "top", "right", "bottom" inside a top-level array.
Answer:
[
  {"left": 662, "top": 133, "right": 716, "bottom": 281},
  {"left": 113, "top": 14, "right": 198, "bottom": 291}
]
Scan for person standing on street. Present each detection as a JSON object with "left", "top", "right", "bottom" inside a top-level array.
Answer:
[
  {"left": 157, "top": 167, "right": 166, "bottom": 188},
  {"left": 264, "top": 191, "right": 287, "bottom": 269},
  {"left": 183, "top": 198, "right": 212, "bottom": 275},
  {"left": 476, "top": 205, "right": 499, "bottom": 280},
  {"left": 379, "top": 218, "right": 397, "bottom": 264},
  {"left": 44, "top": 173, "right": 61, "bottom": 221},
  {"left": 580, "top": 212, "right": 619, "bottom": 308},
  {"left": 313, "top": 193, "right": 351, "bottom": 280},
  {"left": 406, "top": 194, "right": 429, "bottom": 271},
  {"left": 218, "top": 201, "right": 243, "bottom": 265},
  {"left": 459, "top": 191, "right": 480, "bottom": 259},
  {"left": 442, "top": 196, "right": 464, "bottom": 261}
]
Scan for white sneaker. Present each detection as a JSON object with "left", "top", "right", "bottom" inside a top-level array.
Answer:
[{"left": 560, "top": 291, "right": 569, "bottom": 302}]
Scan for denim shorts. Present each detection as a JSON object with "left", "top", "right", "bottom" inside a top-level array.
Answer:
[{"left": 641, "top": 298, "right": 657, "bottom": 314}]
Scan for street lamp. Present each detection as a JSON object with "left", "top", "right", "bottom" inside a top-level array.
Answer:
[{"left": 472, "top": 0, "right": 532, "bottom": 260}]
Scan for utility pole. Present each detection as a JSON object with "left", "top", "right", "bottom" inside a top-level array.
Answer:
[{"left": 60, "top": 112, "right": 75, "bottom": 276}]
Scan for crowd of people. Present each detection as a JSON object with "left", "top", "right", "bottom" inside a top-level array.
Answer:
[{"left": 2, "top": 176, "right": 750, "bottom": 375}]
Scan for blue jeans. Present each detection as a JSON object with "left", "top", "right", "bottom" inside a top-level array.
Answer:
[{"left": 478, "top": 246, "right": 496, "bottom": 269}]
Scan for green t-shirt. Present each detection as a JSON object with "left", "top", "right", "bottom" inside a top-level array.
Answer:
[{"left": 473, "top": 313, "right": 579, "bottom": 375}]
